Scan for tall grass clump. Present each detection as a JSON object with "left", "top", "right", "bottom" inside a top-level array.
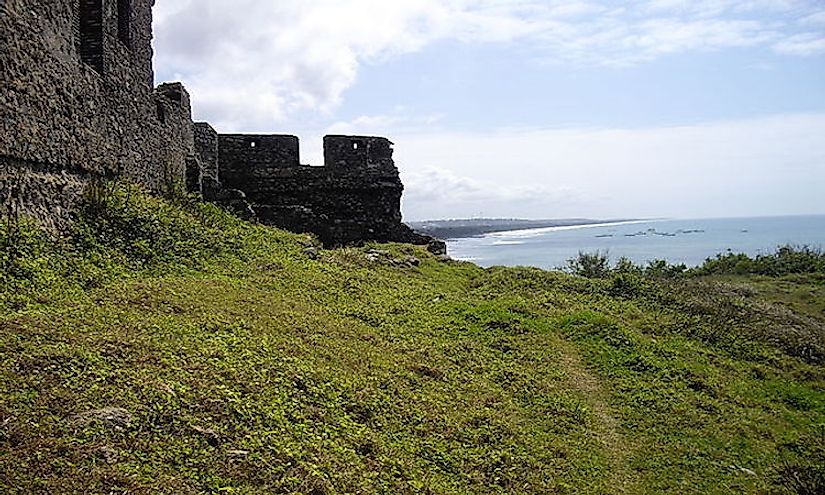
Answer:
[
  {"left": 0, "top": 181, "right": 295, "bottom": 311},
  {"left": 74, "top": 181, "right": 245, "bottom": 270}
]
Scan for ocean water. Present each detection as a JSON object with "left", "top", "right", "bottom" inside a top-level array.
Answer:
[{"left": 447, "top": 215, "right": 825, "bottom": 270}]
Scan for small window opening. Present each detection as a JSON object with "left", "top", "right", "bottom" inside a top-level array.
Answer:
[
  {"left": 250, "top": 141, "right": 257, "bottom": 148},
  {"left": 156, "top": 101, "right": 167, "bottom": 123},
  {"left": 79, "top": 0, "right": 104, "bottom": 74},
  {"left": 353, "top": 142, "right": 359, "bottom": 150},
  {"left": 117, "top": 0, "right": 132, "bottom": 47}
]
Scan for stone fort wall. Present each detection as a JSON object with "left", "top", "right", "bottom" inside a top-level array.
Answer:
[
  {"left": 1, "top": 0, "right": 195, "bottom": 229},
  {"left": 192, "top": 128, "right": 429, "bottom": 246},
  {"left": 1, "top": 0, "right": 442, "bottom": 250}
]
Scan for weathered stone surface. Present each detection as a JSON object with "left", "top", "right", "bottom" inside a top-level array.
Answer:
[
  {"left": 1, "top": 1, "right": 445, "bottom": 252},
  {"left": 0, "top": 158, "right": 88, "bottom": 230},
  {"left": 1, "top": 0, "right": 196, "bottom": 229},
  {"left": 70, "top": 407, "right": 132, "bottom": 430},
  {"left": 194, "top": 122, "right": 220, "bottom": 198},
  {"left": 202, "top": 133, "right": 440, "bottom": 247}
]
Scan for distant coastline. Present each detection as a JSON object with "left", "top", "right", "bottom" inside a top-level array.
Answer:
[
  {"left": 408, "top": 218, "right": 638, "bottom": 240},
  {"left": 444, "top": 215, "right": 825, "bottom": 269}
]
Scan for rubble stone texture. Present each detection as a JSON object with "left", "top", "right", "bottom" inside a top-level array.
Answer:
[
  {"left": 1, "top": 0, "right": 194, "bottom": 229},
  {"left": 1, "top": 0, "right": 441, "bottom": 249}
]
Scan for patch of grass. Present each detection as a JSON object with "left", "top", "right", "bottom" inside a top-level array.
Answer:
[{"left": 1, "top": 183, "right": 823, "bottom": 493}]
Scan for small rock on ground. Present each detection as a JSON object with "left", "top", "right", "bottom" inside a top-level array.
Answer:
[
  {"left": 192, "top": 425, "right": 221, "bottom": 447},
  {"left": 70, "top": 407, "right": 132, "bottom": 430},
  {"left": 303, "top": 247, "right": 320, "bottom": 259},
  {"left": 95, "top": 446, "right": 120, "bottom": 464}
]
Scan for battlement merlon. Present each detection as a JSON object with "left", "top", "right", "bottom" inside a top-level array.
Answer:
[{"left": 324, "top": 135, "right": 395, "bottom": 170}]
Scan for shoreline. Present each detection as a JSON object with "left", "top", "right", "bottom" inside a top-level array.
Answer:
[
  {"left": 445, "top": 215, "right": 825, "bottom": 269},
  {"left": 410, "top": 218, "right": 641, "bottom": 241},
  {"left": 482, "top": 219, "right": 658, "bottom": 239}
]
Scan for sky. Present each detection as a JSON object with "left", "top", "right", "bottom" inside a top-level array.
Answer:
[{"left": 152, "top": 0, "right": 825, "bottom": 221}]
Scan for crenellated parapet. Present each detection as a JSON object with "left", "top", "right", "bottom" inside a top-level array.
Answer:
[
  {"left": 323, "top": 136, "right": 396, "bottom": 171},
  {"left": 187, "top": 131, "right": 437, "bottom": 247},
  {"left": 1, "top": 0, "right": 442, "bottom": 250}
]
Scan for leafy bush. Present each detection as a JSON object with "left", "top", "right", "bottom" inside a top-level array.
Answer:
[
  {"left": 566, "top": 245, "right": 825, "bottom": 281},
  {"left": 613, "top": 256, "right": 644, "bottom": 276},
  {"left": 0, "top": 219, "right": 72, "bottom": 308},
  {"left": 695, "top": 245, "right": 825, "bottom": 277},
  {"left": 566, "top": 252, "right": 686, "bottom": 280},
  {"left": 645, "top": 259, "right": 688, "bottom": 278},
  {"left": 565, "top": 251, "right": 611, "bottom": 278},
  {"left": 75, "top": 181, "right": 244, "bottom": 269},
  {"left": 607, "top": 272, "right": 654, "bottom": 299}
]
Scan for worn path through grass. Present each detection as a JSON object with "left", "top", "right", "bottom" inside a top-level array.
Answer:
[{"left": 1, "top": 187, "right": 823, "bottom": 494}]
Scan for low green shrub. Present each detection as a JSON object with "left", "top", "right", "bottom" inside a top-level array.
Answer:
[
  {"left": 566, "top": 252, "right": 686, "bottom": 279},
  {"left": 695, "top": 245, "right": 825, "bottom": 277},
  {"left": 773, "top": 426, "right": 825, "bottom": 495},
  {"left": 565, "top": 251, "right": 611, "bottom": 278},
  {"left": 567, "top": 245, "right": 825, "bottom": 281}
]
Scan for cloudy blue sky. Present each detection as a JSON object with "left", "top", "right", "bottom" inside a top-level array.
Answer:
[{"left": 153, "top": 0, "right": 825, "bottom": 220}]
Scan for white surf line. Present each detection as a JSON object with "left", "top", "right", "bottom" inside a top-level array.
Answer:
[{"left": 485, "top": 219, "right": 662, "bottom": 239}]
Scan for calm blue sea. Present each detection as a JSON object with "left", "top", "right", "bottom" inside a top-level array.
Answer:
[{"left": 446, "top": 215, "right": 825, "bottom": 270}]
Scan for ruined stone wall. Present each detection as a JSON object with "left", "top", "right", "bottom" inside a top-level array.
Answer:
[
  {"left": 203, "top": 134, "right": 434, "bottom": 246},
  {"left": 0, "top": 0, "right": 194, "bottom": 228},
  {"left": 248, "top": 166, "right": 414, "bottom": 246},
  {"left": 217, "top": 135, "right": 300, "bottom": 192},
  {"left": 1, "top": 1, "right": 440, "bottom": 249},
  {"left": 324, "top": 135, "right": 396, "bottom": 171},
  {"left": 194, "top": 123, "right": 219, "bottom": 195}
]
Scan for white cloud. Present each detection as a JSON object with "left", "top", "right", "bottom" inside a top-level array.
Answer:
[
  {"left": 154, "top": 0, "right": 454, "bottom": 129},
  {"left": 153, "top": 0, "right": 825, "bottom": 130},
  {"left": 403, "top": 167, "right": 583, "bottom": 208},
  {"left": 392, "top": 114, "right": 825, "bottom": 220},
  {"left": 774, "top": 33, "right": 825, "bottom": 56},
  {"left": 801, "top": 11, "right": 825, "bottom": 26},
  {"left": 643, "top": 0, "right": 811, "bottom": 17},
  {"left": 325, "top": 112, "right": 445, "bottom": 137}
]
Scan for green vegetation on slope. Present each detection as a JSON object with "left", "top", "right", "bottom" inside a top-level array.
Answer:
[{"left": 1, "top": 184, "right": 823, "bottom": 494}]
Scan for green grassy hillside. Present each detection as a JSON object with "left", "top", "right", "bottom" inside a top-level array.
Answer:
[{"left": 1, "top": 185, "right": 823, "bottom": 494}]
